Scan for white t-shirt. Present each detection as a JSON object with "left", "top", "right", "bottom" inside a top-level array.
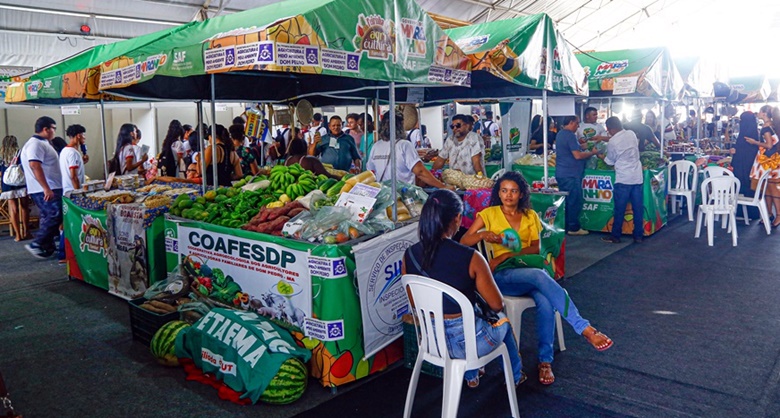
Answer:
[
  {"left": 439, "top": 131, "right": 483, "bottom": 175},
  {"left": 120, "top": 144, "right": 140, "bottom": 174},
  {"left": 306, "top": 126, "right": 327, "bottom": 145},
  {"left": 604, "top": 129, "right": 643, "bottom": 185},
  {"left": 21, "top": 135, "right": 62, "bottom": 194},
  {"left": 59, "top": 146, "right": 85, "bottom": 196},
  {"left": 366, "top": 139, "right": 421, "bottom": 184},
  {"left": 577, "top": 122, "right": 607, "bottom": 141},
  {"left": 408, "top": 129, "right": 423, "bottom": 148},
  {"left": 483, "top": 120, "right": 500, "bottom": 136}
]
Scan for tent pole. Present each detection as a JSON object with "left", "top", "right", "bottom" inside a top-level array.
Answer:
[
  {"left": 99, "top": 98, "right": 109, "bottom": 179},
  {"left": 363, "top": 98, "right": 369, "bottom": 169},
  {"left": 542, "top": 90, "right": 548, "bottom": 188},
  {"left": 210, "top": 74, "right": 218, "bottom": 188},
  {"left": 608, "top": 98, "right": 612, "bottom": 118},
  {"left": 197, "top": 101, "right": 206, "bottom": 194},
  {"left": 659, "top": 100, "right": 665, "bottom": 152},
  {"left": 389, "top": 82, "right": 397, "bottom": 222}
]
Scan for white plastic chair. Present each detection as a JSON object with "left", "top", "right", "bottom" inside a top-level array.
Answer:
[
  {"left": 668, "top": 160, "right": 699, "bottom": 221},
  {"left": 402, "top": 274, "right": 520, "bottom": 418},
  {"left": 702, "top": 167, "right": 735, "bottom": 228},
  {"left": 695, "top": 176, "right": 740, "bottom": 246},
  {"left": 491, "top": 168, "right": 507, "bottom": 181},
  {"left": 702, "top": 166, "right": 735, "bottom": 179},
  {"left": 476, "top": 236, "right": 565, "bottom": 352},
  {"left": 737, "top": 170, "right": 771, "bottom": 234}
]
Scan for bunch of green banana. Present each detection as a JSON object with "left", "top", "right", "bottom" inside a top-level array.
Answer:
[
  {"left": 268, "top": 163, "right": 322, "bottom": 200},
  {"left": 269, "top": 165, "right": 296, "bottom": 194}
]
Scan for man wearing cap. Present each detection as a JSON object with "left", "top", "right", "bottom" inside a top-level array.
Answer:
[
  {"left": 624, "top": 109, "right": 660, "bottom": 152},
  {"left": 599, "top": 117, "right": 644, "bottom": 244},
  {"left": 432, "top": 114, "right": 485, "bottom": 175}
]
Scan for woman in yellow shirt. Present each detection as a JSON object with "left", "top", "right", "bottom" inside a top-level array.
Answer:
[{"left": 461, "top": 171, "right": 612, "bottom": 386}]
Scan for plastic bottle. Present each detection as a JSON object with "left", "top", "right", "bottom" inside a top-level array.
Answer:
[{"left": 401, "top": 187, "right": 421, "bottom": 218}]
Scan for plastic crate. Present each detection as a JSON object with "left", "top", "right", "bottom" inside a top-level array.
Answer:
[
  {"left": 402, "top": 320, "right": 443, "bottom": 378},
  {"left": 128, "top": 298, "right": 179, "bottom": 346}
]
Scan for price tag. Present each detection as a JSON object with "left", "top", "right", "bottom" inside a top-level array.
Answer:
[{"left": 61, "top": 105, "right": 81, "bottom": 115}]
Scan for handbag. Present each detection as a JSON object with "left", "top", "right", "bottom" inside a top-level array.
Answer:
[
  {"left": 407, "top": 249, "right": 504, "bottom": 325},
  {"left": 2, "top": 151, "right": 25, "bottom": 187}
]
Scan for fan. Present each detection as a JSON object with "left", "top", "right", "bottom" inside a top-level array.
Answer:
[{"left": 296, "top": 99, "right": 313, "bottom": 126}]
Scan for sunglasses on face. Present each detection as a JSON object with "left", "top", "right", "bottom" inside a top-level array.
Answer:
[{"left": 450, "top": 123, "right": 463, "bottom": 129}]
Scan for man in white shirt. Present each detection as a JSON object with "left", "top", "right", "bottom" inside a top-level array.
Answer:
[
  {"left": 577, "top": 107, "right": 609, "bottom": 143},
  {"left": 407, "top": 122, "right": 423, "bottom": 148},
  {"left": 59, "top": 124, "right": 86, "bottom": 197},
  {"left": 21, "top": 116, "right": 63, "bottom": 258},
  {"left": 432, "top": 114, "right": 485, "bottom": 175},
  {"left": 599, "top": 116, "right": 644, "bottom": 244}
]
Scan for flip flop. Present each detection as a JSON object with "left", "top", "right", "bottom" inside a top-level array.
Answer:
[
  {"left": 583, "top": 327, "right": 613, "bottom": 352},
  {"left": 516, "top": 372, "right": 528, "bottom": 387},
  {"left": 538, "top": 362, "right": 555, "bottom": 385}
]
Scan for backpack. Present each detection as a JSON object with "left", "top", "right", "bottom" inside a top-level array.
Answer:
[
  {"left": 481, "top": 120, "right": 494, "bottom": 137},
  {"left": 406, "top": 128, "right": 419, "bottom": 142},
  {"left": 107, "top": 154, "right": 122, "bottom": 175}
]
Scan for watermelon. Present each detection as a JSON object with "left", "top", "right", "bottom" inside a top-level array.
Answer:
[
  {"left": 150, "top": 320, "right": 190, "bottom": 367},
  {"left": 260, "top": 358, "right": 308, "bottom": 405}
]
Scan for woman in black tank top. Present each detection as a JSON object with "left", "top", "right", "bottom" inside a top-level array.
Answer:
[
  {"left": 203, "top": 124, "right": 243, "bottom": 187},
  {"left": 402, "top": 189, "right": 525, "bottom": 388}
]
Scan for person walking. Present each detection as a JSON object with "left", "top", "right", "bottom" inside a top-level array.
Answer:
[
  {"left": 599, "top": 117, "right": 644, "bottom": 244},
  {"left": 21, "top": 116, "right": 63, "bottom": 258},
  {"left": 59, "top": 125, "right": 86, "bottom": 198},
  {"left": 555, "top": 115, "right": 598, "bottom": 235}
]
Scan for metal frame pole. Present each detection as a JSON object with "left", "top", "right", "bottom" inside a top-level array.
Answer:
[
  {"left": 389, "top": 82, "right": 397, "bottom": 221},
  {"left": 210, "top": 74, "right": 218, "bottom": 187},
  {"left": 197, "top": 101, "right": 206, "bottom": 194},
  {"left": 99, "top": 98, "right": 109, "bottom": 178},
  {"left": 542, "top": 90, "right": 549, "bottom": 188}
]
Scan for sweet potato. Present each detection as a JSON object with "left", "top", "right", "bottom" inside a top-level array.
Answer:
[
  {"left": 139, "top": 302, "right": 169, "bottom": 314},
  {"left": 147, "top": 300, "right": 178, "bottom": 313},
  {"left": 287, "top": 207, "right": 305, "bottom": 218},
  {"left": 267, "top": 201, "right": 302, "bottom": 221}
]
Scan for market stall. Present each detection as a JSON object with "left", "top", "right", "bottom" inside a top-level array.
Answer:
[
  {"left": 512, "top": 163, "right": 667, "bottom": 237},
  {"left": 63, "top": 180, "right": 201, "bottom": 297},
  {"left": 58, "top": 0, "right": 473, "bottom": 393}
]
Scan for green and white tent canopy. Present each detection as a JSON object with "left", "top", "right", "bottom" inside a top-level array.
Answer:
[
  {"left": 729, "top": 75, "right": 772, "bottom": 104},
  {"left": 7, "top": 0, "right": 471, "bottom": 106},
  {"left": 392, "top": 13, "right": 587, "bottom": 105},
  {"left": 576, "top": 47, "right": 683, "bottom": 100}
]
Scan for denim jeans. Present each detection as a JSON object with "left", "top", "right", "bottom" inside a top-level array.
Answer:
[
  {"left": 29, "top": 189, "right": 63, "bottom": 252},
  {"left": 612, "top": 183, "right": 644, "bottom": 240},
  {"left": 556, "top": 176, "right": 583, "bottom": 231},
  {"left": 443, "top": 316, "right": 524, "bottom": 385},
  {"left": 494, "top": 268, "right": 590, "bottom": 363}
]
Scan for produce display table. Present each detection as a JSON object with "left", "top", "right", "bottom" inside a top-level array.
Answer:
[
  {"left": 422, "top": 162, "right": 502, "bottom": 179},
  {"left": 513, "top": 165, "right": 667, "bottom": 236},
  {"left": 63, "top": 198, "right": 170, "bottom": 295},
  {"left": 163, "top": 216, "right": 409, "bottom": 388}
]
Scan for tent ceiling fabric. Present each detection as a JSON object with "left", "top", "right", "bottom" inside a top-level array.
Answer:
[{"left": 0, "top": 0, "right": 731, "bottom": 71}]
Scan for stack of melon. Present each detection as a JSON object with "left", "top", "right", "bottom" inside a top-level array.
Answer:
[
  {"left": 150, "top": 320, "right": 190, "bottom": 366},
  {"left": 260, "top": 358, "right": 308, "bottom": 404}
]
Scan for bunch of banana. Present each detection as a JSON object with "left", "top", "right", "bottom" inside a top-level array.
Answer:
[
  {"left": 269, "top": 164, "right": 296, "bottom": 194},
  {"left": 269, "top": 163, "right": 321, "bottom": 200}
]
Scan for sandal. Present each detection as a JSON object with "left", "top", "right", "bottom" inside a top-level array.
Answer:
[
  {"left": 538, "top": 362, "right": 555, "bottom": 385},
  {"left": 466, "top": 367, "right": 486, "bottom": 389},
  {"left": 582, "top": 326, "right": 613, "bottom": 352}
]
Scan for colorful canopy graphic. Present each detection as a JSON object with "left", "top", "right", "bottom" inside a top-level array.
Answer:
[
  {"left": 6, "top": 0, "right": 471, "bottom": 105},
  {"left": 445, "top": 14, "right": 587, "bottom": 96},
  {"left": 576, "top": 47, "right": 683, "bottom": 100}
]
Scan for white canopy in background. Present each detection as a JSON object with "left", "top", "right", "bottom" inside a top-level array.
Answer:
[{"left": 1, "top": 0, "right": 779, "bottom": 78}]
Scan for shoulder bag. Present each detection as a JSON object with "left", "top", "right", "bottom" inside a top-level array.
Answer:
[{"left": 2, "top": 151, "right": 25, "bottom": 187}]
